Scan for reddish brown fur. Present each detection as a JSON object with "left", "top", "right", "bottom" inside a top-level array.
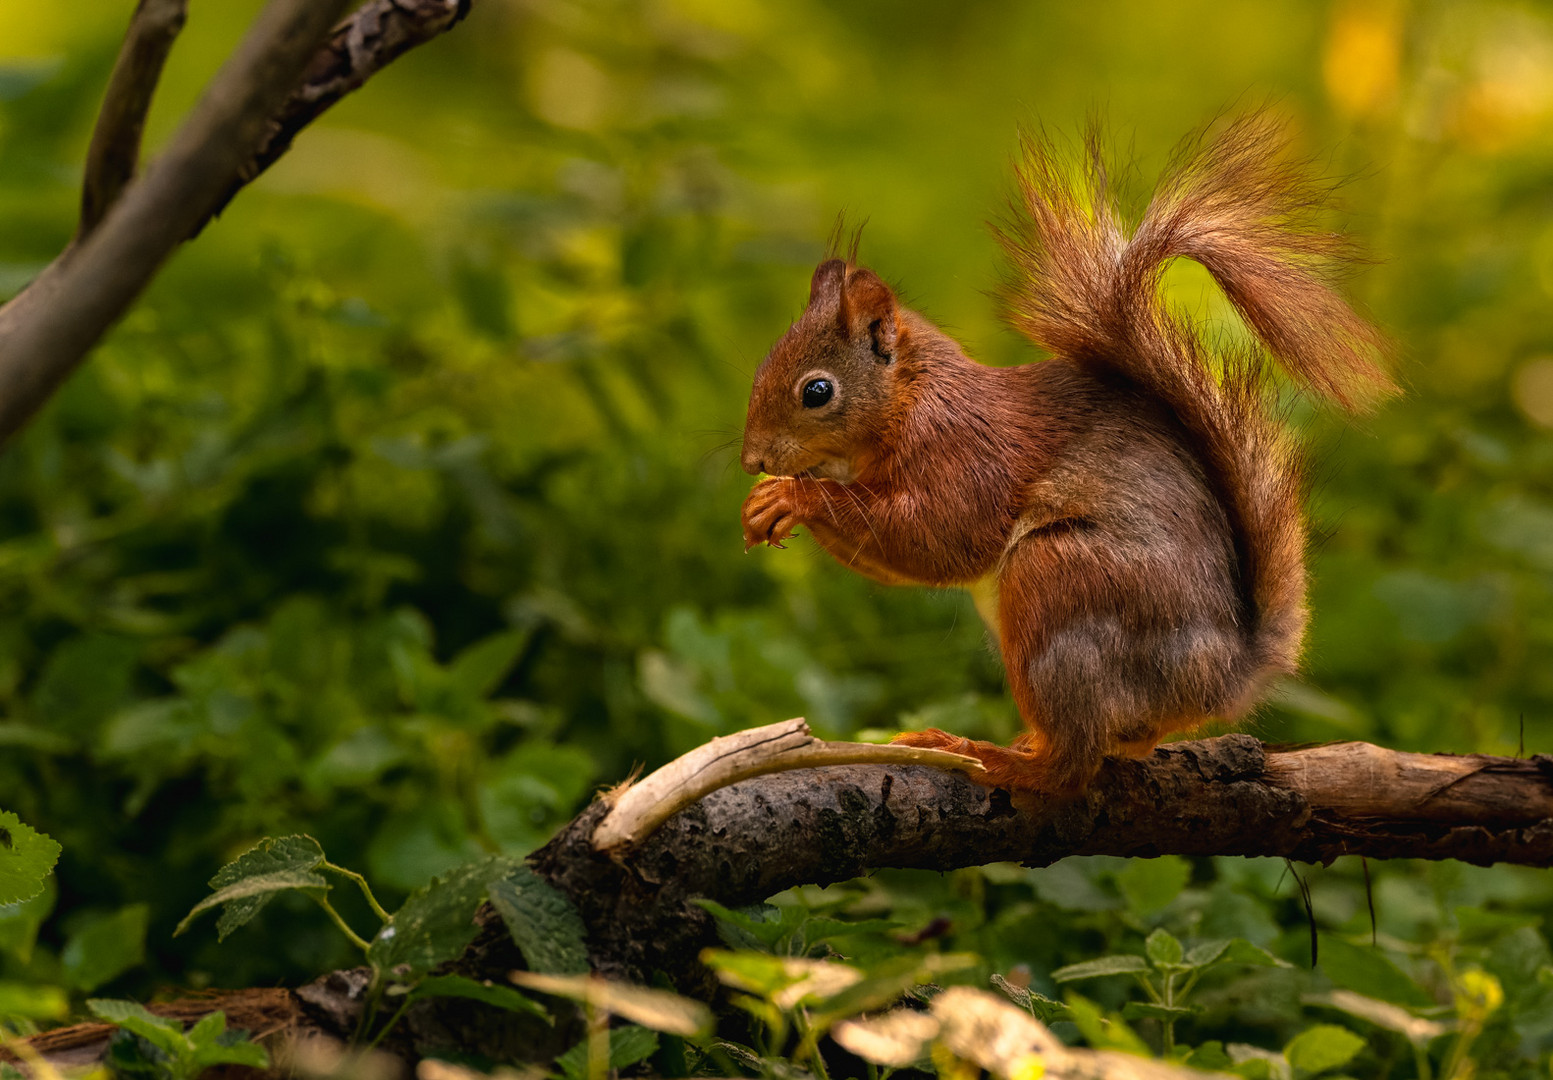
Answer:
[{"left": 739, "top": 113, "right": 1397, "bottom": 794}]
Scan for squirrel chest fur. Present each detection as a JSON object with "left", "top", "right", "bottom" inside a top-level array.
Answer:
[{"left": 739, "top": 114, "right": 1395, "bottom": 794}]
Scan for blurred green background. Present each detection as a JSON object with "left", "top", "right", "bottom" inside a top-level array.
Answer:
[{"left": 2, "top": 0, "right": 1553, "bottom": 1056}]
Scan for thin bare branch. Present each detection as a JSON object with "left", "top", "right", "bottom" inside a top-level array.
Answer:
[{"left": 78, "top": 0, "right": 189, "bottom": 238}]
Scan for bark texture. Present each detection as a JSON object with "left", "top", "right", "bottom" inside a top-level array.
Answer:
[{"left": 529, "top": 734, "right": 1553, "bottom": 990}]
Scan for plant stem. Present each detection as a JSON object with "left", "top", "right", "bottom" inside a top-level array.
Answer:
[
  {"left": 366, "top": 995, "right": 414, "bottom": 1052},
  {"left": 312, "top": 892, "right": 372, "bottom": 952},
  {"left": 322, "top": 860, "right": 392, "bottom": 924}
]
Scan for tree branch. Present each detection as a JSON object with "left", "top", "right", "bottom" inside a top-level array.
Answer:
[
  {"left": 198, "top": 0, "right": 474, "bottom": 234},
  {"left": 0, "top": 0, "right": 474, "bottom": 446},
  {"left": 77, "top": 0, "right": 189, "bottom": 239},
  {"left": 526, "top": 732, "right": 1553, "bottom": 989}
]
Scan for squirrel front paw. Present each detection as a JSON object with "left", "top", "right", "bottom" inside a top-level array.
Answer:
[{"left": 742, "top": 478, "right": 800, "bottom": 551}]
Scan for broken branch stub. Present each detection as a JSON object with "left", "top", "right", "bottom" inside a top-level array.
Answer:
[{"left": 590, "top": 718, "right": 983, "bottom": 852}]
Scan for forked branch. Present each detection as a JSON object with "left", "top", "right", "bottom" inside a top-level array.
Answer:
[
  {"left": 0, "top": 0, "right": 475, "bottom": 446},
  {"left": 78, "top": 0, "right": 189, "bottom": 238}
]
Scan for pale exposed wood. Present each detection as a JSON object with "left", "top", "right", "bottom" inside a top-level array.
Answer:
[
  {"left": 1262, "top": 740, "right": 1553, "bottom": 824},
  {"left": 78, "top": 0, "right": 189, "bottom": 238},
  {"left": 591, "top": 718, "right": 984, "bottom": 852}
]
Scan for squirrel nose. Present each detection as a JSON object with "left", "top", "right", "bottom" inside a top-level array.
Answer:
[{"left": 741, "top": 449, "right": 765, "bottom": 476}]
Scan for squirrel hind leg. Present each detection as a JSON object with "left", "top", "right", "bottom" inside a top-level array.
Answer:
[{"left": 890, "top": 728, "right": 1099, "bottom": 795}]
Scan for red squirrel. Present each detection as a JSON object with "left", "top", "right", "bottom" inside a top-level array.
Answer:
[{"left": 738, "top": 114, "right": 1396, "bottom": 794}]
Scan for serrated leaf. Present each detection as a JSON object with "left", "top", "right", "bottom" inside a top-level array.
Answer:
[
  {"left": 175, "top": 868, "right": 328, "bottom": 938},
  {"left": 555, "top": 1024, "right": 659, "bottom": 1080},
  {"left": 370, "top": 855, "right": 517, "bottom": 979},
  {"left": 1051, "top": 954, "right": 1150, "bottom": 982},
  {"left": 409, "top": 974, "right": 550, "bottom": 1019},
  {"left": 991, "top": 974, "right": 1073, "bottom": 1024},
  {"left": 1284, "top": 1024, "right": 1366, "bottom": 1075},
  {"left": 511, "top": 971, "right": 712, "bottom": 1037},
  {"left": 176, "top": 835, "right": 329, "bottom": 939},
  {"left": 0, "top": 810, "right": 61, "bottom": 906},
  {"left": 1146, "top": 928, "right": 1184, "bottom": 968},
  {"left": 488, "top": 865, "right": 589, "bottom": 974},
  {"left": 1186, "top": 938, "right": 1291, "bottom": 971},
  {"left": 87, "top": 998, "right": 188, "bottom": 1057}
]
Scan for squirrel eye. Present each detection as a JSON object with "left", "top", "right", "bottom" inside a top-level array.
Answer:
[{"left": 801, "top": 378, "right": 834, "bottom": 408}]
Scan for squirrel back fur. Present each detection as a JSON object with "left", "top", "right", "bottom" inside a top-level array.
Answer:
[{"left": 996, "top": 112, "right": 1396, "bottom": 702}]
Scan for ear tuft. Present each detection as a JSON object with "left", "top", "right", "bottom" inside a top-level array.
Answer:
[{"left": 842, "top": 268, "right": 899, "bottom": 362}]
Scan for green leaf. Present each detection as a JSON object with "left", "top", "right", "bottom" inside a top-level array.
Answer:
[
  {"left": 1116, "top": 856, "right": 1191, "bottom": 914},
  {"left": 0, "top": 809, "right": 61, "bottom": 906},
  {"left": 1284, "top": 1024, "right": 1367, "bottom": 1075},
  {"left": 371, "top": 855, "right": 517, "bottom": 979},
  {"left": 0, "top": 878, "right": 55, "bottom": 963},
  {"left": 62, "top": 903, "right": 149, "bottom": 991},
  {"left": 0, "top": 981, "right": 68, "bottom": 1020},
  {"left": 1187, "top": 1041, "right": 1235, "bottom": 1071},
  {"left": 175, "top": 868, "right": 329, "bottom": 939},
  {"left": 1185, "top": 938, "right": 1291, "bottom": 971},
  {"left": 488, "top": 864, "right": 589, "bottom": 974},
  {"left": 990, "top": 973, "right": 1075, "bottom": 1024},
  {"left": 693, "top": 899, "right": 805, "bottom": 951},
  {"left": 555, "top": 1025, "right": 660, "bottom": 1080},
  {"left": 87, "top": 998, "right": 189, "bottom": 1058},
  {"left": 409, "top": 974, "right": 550, "bottom": 1018},
  {"left": 1051, "top": 954, "right": 1151, "bottom": 982},
  {"left": 175, "top": 834, "right": 329, "bottom": 939},
  {"left": 449, "top": 629, "right": 530, "bottom": 700},
  {"left": 1318, "top": 937, "right": 1431, "bottom": 1008},
  {"left": 1145, "top": 928, "right": 1184, "bottom": 968},
  {"left": 1064, "top": 991, "right": 1151, "bottom": 1055}
]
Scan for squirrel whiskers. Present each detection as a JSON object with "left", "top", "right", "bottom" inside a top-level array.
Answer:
[{"left": 739, "top": 113, "right": 1397, "bottom": 795}]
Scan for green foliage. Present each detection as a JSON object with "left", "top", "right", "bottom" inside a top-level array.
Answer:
[
  {"left": 1, "top": 1, "right": 1552, "bottom": 1077},
  {"left": 554, "top": 1025, "right": 659, "bottom": 1080},
  {"left": 0, "top": 810, "right": 59, "bottom": 906},
  {"left": 87, "top": 1000, "right": 268, "bottom": 1080},
  {"left": 487, "top": 865, "right": 590, "bottom": 975}
]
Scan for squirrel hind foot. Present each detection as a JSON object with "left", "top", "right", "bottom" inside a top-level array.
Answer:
[{"left": 890, "top": 728, "right": 1097, "bottom": 796}]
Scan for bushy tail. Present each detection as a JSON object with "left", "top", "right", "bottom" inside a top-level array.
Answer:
[{"left": 997, "top": 112, "right": 1397, "bottom": 687}]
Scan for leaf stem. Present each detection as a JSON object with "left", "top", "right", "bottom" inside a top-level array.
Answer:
[
  {"left": 312, "top": 891, "right": 372, "bottom": 952},
  {"left": 322, "top": 860, "right": 392, "bottom": 924}
]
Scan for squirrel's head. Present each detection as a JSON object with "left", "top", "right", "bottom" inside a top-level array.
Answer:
[{"left": 741, "top": 258, "right": 906, "bottom": 482}]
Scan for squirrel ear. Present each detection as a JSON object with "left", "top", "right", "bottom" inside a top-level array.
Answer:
[
  {"left": 841, "top": 267, "right": 899, "bottom": 363},
  {"left": 808, "top": 259, "right": 847, "bottom": 310}
]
